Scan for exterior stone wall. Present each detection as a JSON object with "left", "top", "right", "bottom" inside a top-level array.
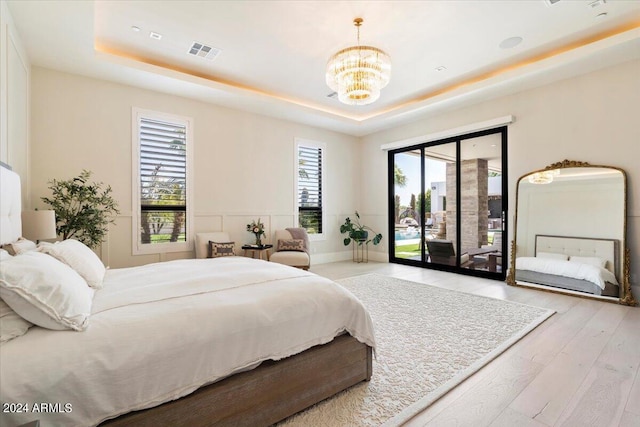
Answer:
[{"left": 446, "top": 159, "right": 489, "bottom": 253}]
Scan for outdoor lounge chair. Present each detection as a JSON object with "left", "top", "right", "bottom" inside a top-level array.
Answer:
[{"left": 426, "top": 239, "right": 474, "bottom": 268}]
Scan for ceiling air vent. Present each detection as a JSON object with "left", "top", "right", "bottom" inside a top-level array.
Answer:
[
  {"left": 188, "top": 42, "right": 221, "bottom": 61},
  {"left": 543, "top": 0, "right": 562, "bottom": 5}
]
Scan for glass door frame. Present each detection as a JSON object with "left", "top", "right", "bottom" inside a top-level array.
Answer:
[{"left": 387, "top": 126, "right": 508, "bottom": 280}]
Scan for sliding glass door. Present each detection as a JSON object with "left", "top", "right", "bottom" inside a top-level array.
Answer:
[
  {"left": 392, "top": 150, "right": 423, "bottom": 261},
  {"left": 388, "top": 127, "right": 507, "bottom": 280},
  {"left": 422, "top": 143, "right": 456, "bottom": 268},
  {"left": 459, "top": 134, "right": 504, "bottom": 273}
]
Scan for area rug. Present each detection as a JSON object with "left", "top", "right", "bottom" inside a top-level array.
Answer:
[{"left": 280, "top": 274, "right": 554, "bottom": 426}]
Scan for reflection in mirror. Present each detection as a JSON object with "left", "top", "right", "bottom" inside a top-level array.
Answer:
[{"left": 509, "top": 161, "right": 636, "bottom": 305}]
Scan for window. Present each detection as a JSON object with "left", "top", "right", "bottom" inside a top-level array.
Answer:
[
  {"left": 296, "top": 139, "right": 325, "bottom": 238},
  {"left": 132, "top": 108, "right": 193, "bottom": 254}
]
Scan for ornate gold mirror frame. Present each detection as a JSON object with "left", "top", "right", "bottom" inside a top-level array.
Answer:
[{"left": 507, "top": 159, "right": 636, "bottom": 306}]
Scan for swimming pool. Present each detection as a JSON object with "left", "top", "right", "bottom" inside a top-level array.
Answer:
[{"left": 395, "top": 227, "right": 421, "bottom": 241}]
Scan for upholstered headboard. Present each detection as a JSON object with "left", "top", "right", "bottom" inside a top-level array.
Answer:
[
  {"left": 0, "top": 163, "right": 22, "bottom": 245},
  {"left": 535, "top": 234, "right": 618, "bottom": 277}
]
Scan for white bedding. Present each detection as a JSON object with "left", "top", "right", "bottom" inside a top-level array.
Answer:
[
  {"left": 0, "top": 257, "right": 376, "bottom": 427},
  {"left": 515, "top": 256, "right": 618, "bottom": 290}
]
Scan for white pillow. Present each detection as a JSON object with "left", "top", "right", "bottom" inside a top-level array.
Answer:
[
  {"left": 0, "top": 298, "right": 33, "bottom": 344},
  {"left": 0, "top": 251, "right": 94, "bottom": 331},
  {"left": 0, "top": 248, "right": 11, "bottom": 261},
  {"left": 536, "top": 252, "right": 569, "bottom": 261},
  {"left": 569, "top": 256, "right": 607, "bottom": 269},
  {"left": 1, "top": 237, "right": 37, "bottom": 255},
  {"left": 38, "top": 239, "right": 106, "bottom": 289}
]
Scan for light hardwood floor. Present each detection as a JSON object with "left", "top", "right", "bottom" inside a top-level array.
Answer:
[{"left": 309, "top": 261, "right": 640, "bottom": 427}]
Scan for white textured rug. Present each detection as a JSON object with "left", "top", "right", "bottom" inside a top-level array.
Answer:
[{"left": 280, "top": 274, "right": 554, "bottom": 427}]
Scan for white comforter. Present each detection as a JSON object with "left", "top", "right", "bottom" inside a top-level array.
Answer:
[
  {"left": 516, "top": 257, "right": 618, "bottom": 290},
  {"left": 0, "top": 257, "right": 375, "bottom": 427}
]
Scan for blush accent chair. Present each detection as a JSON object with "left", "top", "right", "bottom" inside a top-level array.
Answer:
[
  {"left": 426, "top": 239, "right": 474, "bottom": 268},
  {"left": 270, "top": 229, "right": 311, "bottom": 270}
]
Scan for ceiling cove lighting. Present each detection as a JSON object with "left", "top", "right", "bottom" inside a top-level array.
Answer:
[{"left": 326, "top": 18, "right": 391, "bottom": 106}]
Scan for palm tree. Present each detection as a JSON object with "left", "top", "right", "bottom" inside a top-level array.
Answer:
[{"left": 394, "top": 164, "right": 407, "bottom": 187}]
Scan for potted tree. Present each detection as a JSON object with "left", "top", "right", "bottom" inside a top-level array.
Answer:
[
  {"left": 41, "top": 170, "right": 119, "bottom": 249},
  {"left": 339, "top": 211, "right": 383, "bottom": 246}
]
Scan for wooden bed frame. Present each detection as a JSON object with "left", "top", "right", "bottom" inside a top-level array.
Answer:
[{"left": 101, "top": 334, "right": 372, "bottom": 426}]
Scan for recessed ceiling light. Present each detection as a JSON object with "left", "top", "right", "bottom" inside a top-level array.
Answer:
[
  {"left": 131, "top": 26, "right": 141, "bottom": 32},
  {"left": 149, "top": 31, "right": 162, "bottom": 40},
  {"left": 435, "top": 66, "right": 447, "bottom": 72},
  {"left": 499, "top": 36, "right": 523, "bottom": 49},
  {"left": 596, "top": 12, "right": 608, "bottom": 18}
]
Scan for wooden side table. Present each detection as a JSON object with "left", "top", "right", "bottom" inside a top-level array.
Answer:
[{"left": 242, "top": 244, "right": 273, "bottom": 261}]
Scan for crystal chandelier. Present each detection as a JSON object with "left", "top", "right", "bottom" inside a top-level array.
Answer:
[
  {"left": 326, "top": 18, "right": 391, "bottom": 106},
  {"left": 528, "top": 171, "right": 554, "bottom": 184}
]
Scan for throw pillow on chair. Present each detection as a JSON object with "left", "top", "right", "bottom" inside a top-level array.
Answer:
[
  {"left": 208, "top": 241, "right": 235, "bottom": 258},
  {"left": 277, "top": 239, "right": 305, "bottom": 252}
]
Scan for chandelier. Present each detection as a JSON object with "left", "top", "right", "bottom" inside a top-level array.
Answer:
[
  {"left": 326, "top": 18, "right": 391, "bottom": 106},
  {"left": 528, "top": 171, "right": 554, "bottom": 184}
]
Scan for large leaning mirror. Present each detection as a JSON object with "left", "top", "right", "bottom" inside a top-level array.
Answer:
[{"left": 507, "top": 160, "right": 636, "bottom": 306}]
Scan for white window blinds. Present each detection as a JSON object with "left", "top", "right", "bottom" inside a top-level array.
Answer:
[
  {"left": 297, "top": 144, "right": 323, "bottom": 234},
  {"left": 139, "top": 117, "right": 187, "bottom": 244}
]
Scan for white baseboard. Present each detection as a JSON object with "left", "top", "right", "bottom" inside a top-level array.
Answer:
[
  {"left": 312, "top": 250, "right": 389, "bottom": 265},
  {"left": 312, "top": 251, "right": 352, "bottom": 265},
  {"left": 368, "top": 251, "right": 389, "bottom": 263}
]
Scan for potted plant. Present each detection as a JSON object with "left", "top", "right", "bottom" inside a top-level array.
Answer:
[
  {"left": 41, "top": 170, "right": 120, "bottom": 249},
  {"left": 340, "top": 211, "right": 383, "bottom": 246}
]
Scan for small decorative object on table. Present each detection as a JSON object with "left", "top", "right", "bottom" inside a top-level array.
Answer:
[{"left": 247, "top": 218, "right": 266, "bottom": 246}]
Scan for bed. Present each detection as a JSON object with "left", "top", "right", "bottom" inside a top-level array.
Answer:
[
  {"left": 0, "top": 165, "right": 375, "bottom": 427},
  {"left": 515, "top": 234, "right": 620, "bottom": 297}
]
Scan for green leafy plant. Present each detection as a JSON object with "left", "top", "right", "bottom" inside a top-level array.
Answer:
[
  {"left": 339, "top": 211, "right": 383, "bottom": 246},
  {"left": 41, "top": 170, "right": 120, "bottom": 248}
]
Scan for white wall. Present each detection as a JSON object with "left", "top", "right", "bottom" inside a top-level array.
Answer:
[
  {"left": 0, "top": 0, "right": 30, "bottom": 207},
  {"left": 29, "top": 68, "right": 361, "bottom": 267},
  {"left": 361, "top": 59, "right": 640, "bottom": 292}
]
